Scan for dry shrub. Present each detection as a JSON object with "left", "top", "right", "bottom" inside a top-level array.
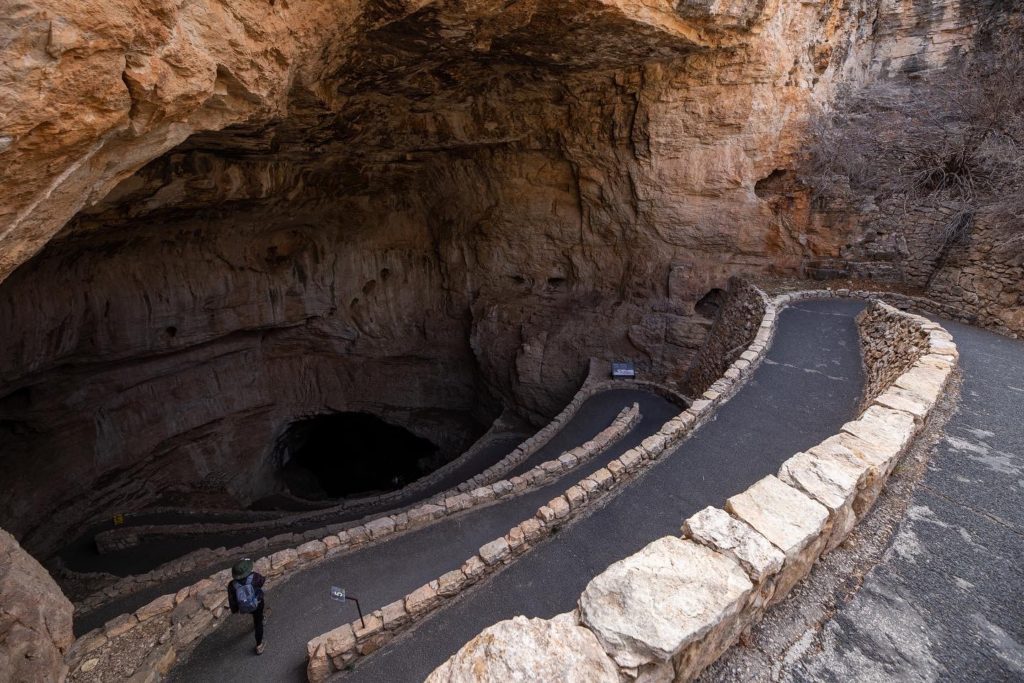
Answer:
[{"left": 802, "top": 14, "right": 1024, "bottom": 259}]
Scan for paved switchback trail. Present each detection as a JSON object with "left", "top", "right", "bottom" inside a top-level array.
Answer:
[
  {"left": 168, "top": 299, "right": 866, "bottom": 682},
  {"left": 782, "top": 319, "right": 1024, "bottom": 681}
]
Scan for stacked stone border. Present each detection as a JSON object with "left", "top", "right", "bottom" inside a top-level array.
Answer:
[
  {"left": 423, "top": 294, "right": 957, "bottom": 683},
  {"left": 92, "top": 399, "right": 577, "bottom": 555},
  {"left": 301, "top": 285, "right": 779, "bottom": 680},
  {"left": 63, "top": 401, "right": 643, "bottom": 681},
  {"left": 73, "top": 367, "right": 651, "bottom": 618}
]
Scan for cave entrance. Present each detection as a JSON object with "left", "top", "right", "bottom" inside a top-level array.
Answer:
[{"left": 277, "top": 412, "right": 440, "bottom": 499}]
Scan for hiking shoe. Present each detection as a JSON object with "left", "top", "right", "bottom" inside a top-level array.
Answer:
[{"left": 256, "top": 643, "right": 265, "bottom": 655}]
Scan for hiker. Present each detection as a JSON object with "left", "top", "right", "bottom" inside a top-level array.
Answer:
[{"left": 227, "top": 558, "right": 267, "bottom": 654}]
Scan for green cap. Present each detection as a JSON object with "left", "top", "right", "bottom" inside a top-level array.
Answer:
[{"left": 232, "top": 558, "right": 254, "bottom": 580}]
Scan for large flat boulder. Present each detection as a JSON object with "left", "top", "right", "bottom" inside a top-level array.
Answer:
[
  {"left": 578, "top": 536, "right": 751, "bottom": 674},
  {"left": 425, "top": 612, "right": 619, "bottom": 683},
  {"left": 725, "top": 476, "right": 829, "bottom": 604}
]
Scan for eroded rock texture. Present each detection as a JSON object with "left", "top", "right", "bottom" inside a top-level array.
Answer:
[
  {"left": 0, "top": 0, "right": 989, "bottom": 558},
  {"left": 0, "top": 529, "right": 74, "bottom": 682}
]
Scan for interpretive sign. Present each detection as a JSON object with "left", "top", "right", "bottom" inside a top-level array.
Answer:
[{"left": 611, "top": 362, "right": 636, "bottom": 379}]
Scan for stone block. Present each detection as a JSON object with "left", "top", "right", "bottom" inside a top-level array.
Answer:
[
  {"left": 606, "top": 459, "right": 625, "bottom": 479},
  {"left": 536, "top": 505, "right": 557, "bottom": 524},
  {"left": 506, "top": 525, "right": 527, "bottom": 553},
  {"left": 565, "top": 485, "right": 586, "bottom": 509},
  {"left": 492, "top": 479, "right": 514, "bottom": 496},
  {"left": 519, "top": 518, "right": 544, "bottom": 543},
  {"left": 323, "top": 622, "right": 356, "bottom": 657},
  {"left": 347, "top": 525, "right": 369, "bottom": 546},
  {"left": 640, "top": 433, "right": 668, "bottom": 458},
  {"left": 548, "top": 496, "right": 571, "bottom": 519},
  {"left": 365, "top": 516, "right": 397, "bottom": 540},
  {"left": 578, "top": 537, "right": 751, "bottom": 671},
  {"left": 353, "top": 611, "right": 384, "bottom": 640},
  {"left": 725, "top": 476, "right": 829, "bottom": 604},
  {"left": 444, "top": 493, "right": 472, "bottom": 514},
  {"left": 381, "top": 599, "right": 409, "bottom": 630},
  {"left": 558, "top": 453, "right": 578, "bottom": 469},
  {"left": 405, "top": 581, "right": 441, "bottom": 616},
  {"left": 619, "top": 449, "right": 642, "bottom": 472},
  {"left": 297, "top": 539, "right": 327, "bottom": 561},
  {"left": 841, "top": 405, "right": 916, "bottom": 458},
  {"left": 470, "top": 486, "right": 496, "bottom": 504},
  {"left": 461, "top": 556, "right": 486, "bottom": 581},
  {"left": 894, "top": 365, "right": 946, "bottom": 402},
  {"left": 270, "top": 548, "right": 298, "bottom": 572},
  {"left": 307, "top": 643, "right": 331, "bottom": 683},
  {"left": 681, "top": 506, "right": 783, "bottom": 584},
  {"left": 425, "top": 613, "right": 619, "bottom": 683},
  {"left": 480, "top": 538, "right": 511, "bottom": 566},
  {"left": 135, "top": 593, "right": 176, "bottom": 623},
  {"left": 408, "top": 503, "right": 445, "bottom": 526},
  {"left": 591, "top": 468, "right": 613, "bottom": 489},
  {"left": 873, "top": 386, "right": 931, "bottom": 423},
  {"left": 440, "top": 569, "right": 471, "bottom": 593},
  {"left": 778, "top": 450, "right": 863, "bottom": 551}
]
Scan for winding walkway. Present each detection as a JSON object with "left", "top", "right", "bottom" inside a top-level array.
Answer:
[
  {"left": 784, "top": 318, "right": 1024, "bottom": 681},
  {"left": 168, "top": 298, "right": 867, "bottom": 682}
]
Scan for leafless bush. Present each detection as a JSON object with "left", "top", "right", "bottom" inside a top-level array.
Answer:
[{"left": 801, "top": 22, "right": 1024, "bottom": 257}]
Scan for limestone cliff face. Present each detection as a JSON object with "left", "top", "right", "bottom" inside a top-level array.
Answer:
[
  {"left": 0, "top": 0, "right": 986, "bottom": 555},
  {"left": 0, "top": 529, "right": 74, "bottom": 682}
]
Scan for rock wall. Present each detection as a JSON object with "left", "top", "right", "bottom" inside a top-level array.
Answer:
[
  {"left": 856, "top": 301, "right": 929, "bottom": 405},
  {"left": 0, "top": 0, "right": 1000, "bottom": 560},
  {"left": 683, "top": 278, "right": 767, "bottom": 396},
  {"left": 0, "top": 528, "right": 74, "bottom": 683}
]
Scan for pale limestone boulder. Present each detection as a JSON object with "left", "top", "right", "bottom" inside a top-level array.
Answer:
[
  {"left": 425, "top": 613, "right": 619, "bottom": 683},
  {"left": 778, "top": 450, "right": 863, "bottom": 551},
  {"left": 681, "top": 506, "right": 784, "bottom": 624},
  {"left": 0, "top": 529, "right": 73, "bottom": 683},
  {"left": 811, "top": 433, "right": 894, "bottom": 518},
  {"left": 725, "top": 476, "right": 829, "bottom": 605},
  {"left": 872, "top": 385, "right": 931, "bottom": 423},
  {"left": 841, "top": 405, "right": 916, "bottom": 461},
  {"left": 681, "top": 506, "right": 783, "bottom": 583},
  {"left": 893, "top": 365, "right": 947, "bottom": 402},
  {"left": 578, "top": 537, "right": 751, "bottom": 671}
]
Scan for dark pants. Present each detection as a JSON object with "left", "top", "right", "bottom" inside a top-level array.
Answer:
[{"left": 253, "top": 600, "right": 265, "bottom": 645}]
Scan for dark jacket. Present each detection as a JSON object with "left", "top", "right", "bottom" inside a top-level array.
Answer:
[{"left": 227, "top": 572, "right": 266, "bottom": 613}]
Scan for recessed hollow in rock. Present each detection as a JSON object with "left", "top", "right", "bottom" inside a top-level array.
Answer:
[{"left": 276, "top": 412, "right": 441, "bottom": 499}]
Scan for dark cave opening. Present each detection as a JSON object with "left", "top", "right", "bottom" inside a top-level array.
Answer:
[{"left": 277, "top": 412, "right": 441, "bottom": 499}]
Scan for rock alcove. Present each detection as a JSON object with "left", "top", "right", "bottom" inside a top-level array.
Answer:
[{"left": 276, "top": 412, "right": 441, "bottom": 500}]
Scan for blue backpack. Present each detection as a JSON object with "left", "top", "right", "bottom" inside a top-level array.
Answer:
[{"left": 234, "top": 575, "right": 259, "bottom": 614}]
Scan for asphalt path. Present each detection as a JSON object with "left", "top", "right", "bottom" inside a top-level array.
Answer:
[
  {"left": 788, "top": 318, "right": 1024, "bottom": 681},
  {"left": 76, "top": 394, "right": 649, "bottom": 636},
  {"left": 168, "top": 386, "right": 680, "bottom": 681},
  {"left": 168, "top": 298, "right": 866, "bottom": 682}
]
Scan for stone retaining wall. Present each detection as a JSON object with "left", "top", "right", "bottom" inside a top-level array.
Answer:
[
  {"left": 63, "top": 402, "right": 643, "bottom": 682},
  {"left": 76, "top": 373, "right": 632, "bottom": 616},
  {"left": 304, "top": 287, "right": 781, "bottom": 681},
  {"left": 422, "top": 293, "right": 957, "bottom": 683},
  {"left": 683, "top": 278, "right": 767, "bottom": 397},
  {"left": 857, "top": 300, "right": 930, "bottom": 404}
]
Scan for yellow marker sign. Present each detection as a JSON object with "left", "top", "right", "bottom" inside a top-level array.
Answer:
[{"left": 112, "top": 513, "right": 124, "bottom": 526}]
